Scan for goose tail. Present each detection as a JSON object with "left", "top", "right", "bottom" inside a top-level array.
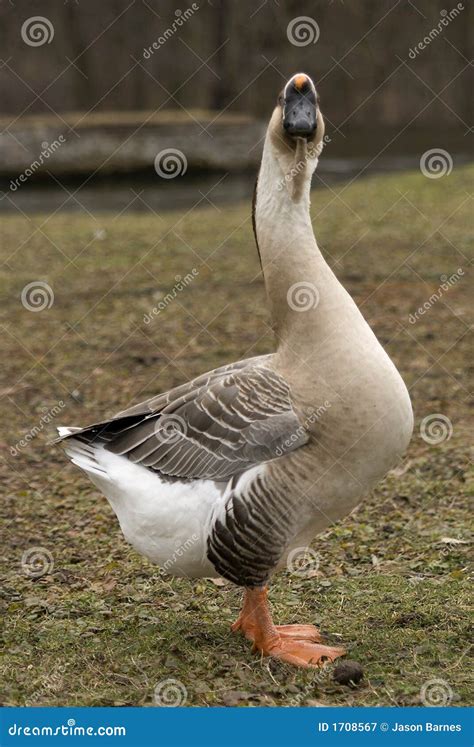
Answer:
[
  {"left": 56, "top": 426, "right": 82, "bottom": 438},
  {"left": 56, "top": 428, "right": 111, "bottom": 481}
]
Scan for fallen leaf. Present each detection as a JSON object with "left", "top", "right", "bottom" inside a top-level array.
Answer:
[
  {"left": 209, "top": 578, "right": 227, "bottom": 587},
  {"left": 389, "top": 459, "right": 412, "bottom": 477},
  {"left": 222, "top": 690, "right": 253, "bottom": 706},
  {"left": 440, "top": 537, "right": 469, "bottom": 545}
]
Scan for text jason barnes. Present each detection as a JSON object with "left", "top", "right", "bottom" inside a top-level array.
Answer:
[{"left": 392, "top": 723, "right": 461, "bottom": 732}]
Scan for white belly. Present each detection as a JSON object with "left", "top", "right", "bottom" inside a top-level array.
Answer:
[{"left": 65, "top": 441, "right": 226, "bottom": 578}]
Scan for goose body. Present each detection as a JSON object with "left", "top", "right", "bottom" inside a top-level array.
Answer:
[{"left": 58, "top": 74, "right": 413, "bottom": 667}]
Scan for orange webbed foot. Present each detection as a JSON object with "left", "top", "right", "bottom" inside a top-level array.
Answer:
[
  {"left": 274, "top": 623, "right": 322, "bottom": 642},
  {"left": 232, "top": 587, "right": 346, "bottom": 668},
  {"left": 231, "top": 619, "right": 321, "bottom": 643},
  {"left": 259, "top": 638, "right": 346, "bottom": 668}
]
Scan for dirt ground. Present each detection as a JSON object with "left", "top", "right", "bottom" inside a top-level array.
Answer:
[{"left": 1, "top": 166, "right": 472, "bottom": 707}]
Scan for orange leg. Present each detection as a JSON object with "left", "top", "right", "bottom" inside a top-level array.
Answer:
[
  {"left": 231, "top": 587, "right": 256, "bottom": 634},
  {"left": 231, "top": 587, "right": 345, "bottom": 668},
  {"left": 232, "top": 588, "right": 322, "bottom": 641}
]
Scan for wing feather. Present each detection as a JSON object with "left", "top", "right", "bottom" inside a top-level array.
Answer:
[{"left": 59, "top": 355, "right": 309, "bottom": 482}]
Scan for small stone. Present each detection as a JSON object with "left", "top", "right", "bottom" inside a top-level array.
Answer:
[{"left": 333, "top": 660, "right": 364, "bottom": 686}]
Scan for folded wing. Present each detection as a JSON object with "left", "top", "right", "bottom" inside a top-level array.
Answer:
[{"left": 59, "top": 356, "right": 308, "bottom": 482}]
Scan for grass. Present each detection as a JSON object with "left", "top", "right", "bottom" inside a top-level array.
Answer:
[{"left": 0, "top": 166, "right": 472, "bottom": 707}]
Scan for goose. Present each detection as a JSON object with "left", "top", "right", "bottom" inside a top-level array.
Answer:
[{"left": 57, "top": 73, "right": 413, "bottom": 668}]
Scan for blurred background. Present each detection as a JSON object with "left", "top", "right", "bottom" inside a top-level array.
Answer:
[{"left": 0, "top": 0, "right": 472, "bottom": 211}]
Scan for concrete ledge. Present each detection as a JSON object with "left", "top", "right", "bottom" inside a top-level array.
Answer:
[{"left": 0, "top": 110, "right": 266, "bottom": 178}]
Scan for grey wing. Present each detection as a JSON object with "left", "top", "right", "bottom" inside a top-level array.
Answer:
[
  {"left": 61, "top": 356, "right": 308, "bottom": 482},
  {"left": 112, "top": 354, "right": 272, "bottom": 420},
  {"left": 105, "top": 366, "right": 306, "bottom": 481}
]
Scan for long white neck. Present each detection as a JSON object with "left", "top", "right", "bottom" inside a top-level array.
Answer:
[{"left": 254, "top": 128, "right": 354, "bottom": 359}]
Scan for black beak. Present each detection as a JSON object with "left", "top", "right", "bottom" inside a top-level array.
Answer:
[{"left": 283, "top": 76, "right": 317, "bottom": 139}]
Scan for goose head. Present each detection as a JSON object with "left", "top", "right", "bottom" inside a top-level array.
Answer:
[
  {"left": 274, "top": 74, "right": 324, "bottom": 146},
  {"left": 281, "top": 73, "right": 319, "bottom": 139},
  {"left": 266, "top": 73, "right": 325, "bottom": 195}
]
